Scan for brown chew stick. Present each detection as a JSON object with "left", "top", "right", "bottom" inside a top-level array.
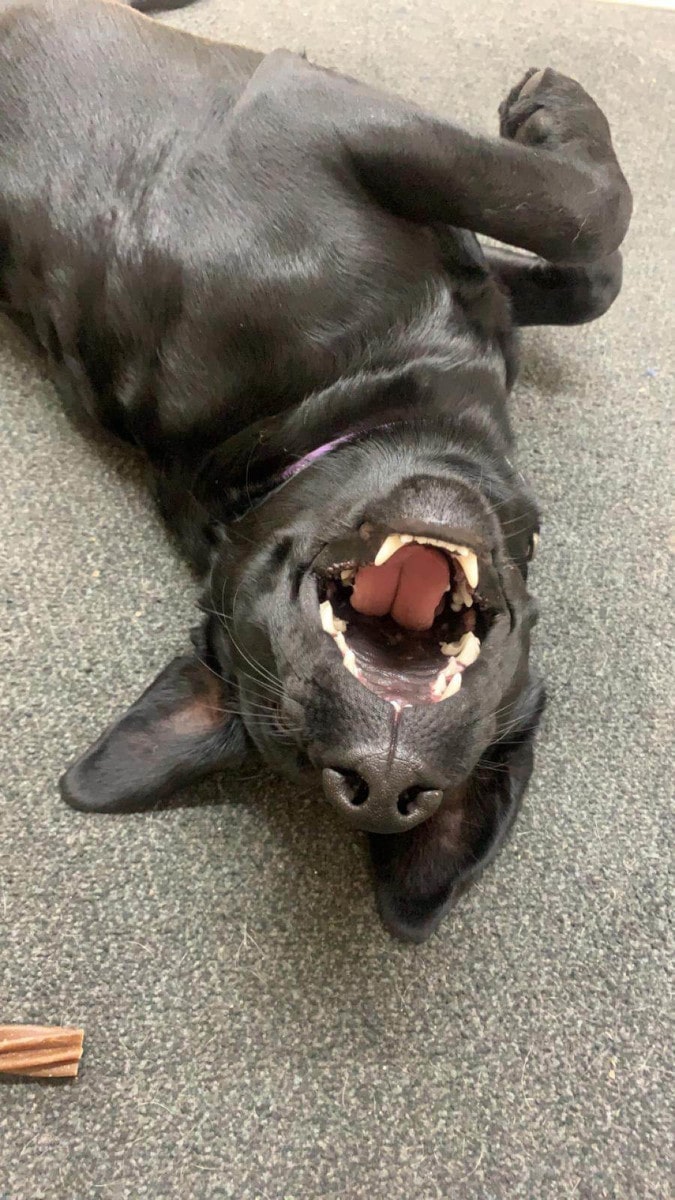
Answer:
[{"left": 0, "top": 1025, "right": 84, "bottom": 1078}]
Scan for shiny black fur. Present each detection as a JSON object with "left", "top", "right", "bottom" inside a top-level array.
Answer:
[{"left": 0, "top": 0, "right": 631, "bottom": 939}]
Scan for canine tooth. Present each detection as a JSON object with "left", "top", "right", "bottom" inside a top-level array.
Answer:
[
  {"left": 458, "top": 552, "right": 479, "bottom": 590},
  {"left": 320, "top": 600, "right": 337, "bottom": 635},
  {"left": 374, "top": 534, "right": 404, "bottom": 566},
  {"left": 456, "top": 631, "right": 481, "bottom": 666},
  {"left": 438, "top": 673, "right": 462, "bottom": 702}
]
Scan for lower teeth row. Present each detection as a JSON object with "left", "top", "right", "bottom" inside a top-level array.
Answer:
[{"left": 319, "top": 600, "right": 481, "bottom": 702}]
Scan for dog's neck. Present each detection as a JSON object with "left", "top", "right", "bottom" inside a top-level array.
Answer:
[{"left": 190, "top": 359, "right": 513, "bottom": 523}]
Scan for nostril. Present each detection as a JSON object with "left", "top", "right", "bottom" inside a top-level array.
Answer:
[
  {"left": 323, "top": 764, "right": 442, "bottom": 831},
  {"left": 339, "top": 770, "right": 370, "bottom": 807},
  {"left": 397, "top": 785, "right": 432, "bottom": 816}
]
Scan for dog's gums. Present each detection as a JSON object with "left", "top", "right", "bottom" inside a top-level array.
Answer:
[{"left": 317, "top": 529, "right": 486, "bottom": 705}]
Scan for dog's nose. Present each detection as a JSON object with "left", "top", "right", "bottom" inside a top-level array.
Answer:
[{"left": 321, "top": 757, "right": 443, "bottom": 834}]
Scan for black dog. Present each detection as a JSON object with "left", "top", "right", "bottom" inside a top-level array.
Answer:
[{"left": 0, "top": 0, "right": 631, "bottom": 940}]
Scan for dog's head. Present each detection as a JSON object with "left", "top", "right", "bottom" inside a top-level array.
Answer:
[{"left": 62, "top": 419, "right": 540, "bottom": 852}]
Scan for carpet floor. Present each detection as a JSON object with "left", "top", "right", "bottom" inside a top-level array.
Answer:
[{"left": 1, "top": 1, "right": 672, "bottom": 1196}]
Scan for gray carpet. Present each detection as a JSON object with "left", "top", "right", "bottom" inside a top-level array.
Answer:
[{"left": 1, "top": 1, "right": 673, "bottom": 1197}]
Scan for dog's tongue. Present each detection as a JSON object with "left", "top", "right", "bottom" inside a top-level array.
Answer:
[{"left": 350, "top": 544, "right": 450, "bottom": 631}]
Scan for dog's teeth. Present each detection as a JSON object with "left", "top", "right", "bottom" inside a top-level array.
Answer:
[
  {"left": 322, "top": 601, "right": 349, "bottom": 641},
  {"left": 334, "top": 630, "right": 348, "bottom": 656},
  {"left": 411, "top": 535, "right": 469, "bottom": 556},
  {"left": 451, "top": 586, "right": 472, "bottom": 610},
  {"left": 442, "top": 631, "right": 480, "bottom": 662},
  {"left": 373, "top": 532, "right": 474, "bottom": 566},
  {"left": 458, "top": 552, "right": 479, "bottom": 591},
  {"left": 374, "top": 534, "right": 405, "bottom": 566},
  {"left": 451, "top": 576, "right": 474, "bottom": 610},
  {"left": 320, "top": 600, "right": 337, "bottom": 635},
  {"left": 343, "top": 648, "right": 358, "bottom": 676},
  {"left": 340, "top": 568, "right": 355, "bottom": 584},
  {"left": 456, "top": 631, "right": 481, "bottom": 666},
  {"left": 438, "top": 672, "right": 462, "bottom": 702},
  {"left": 432, "top": 662, "right": 460, "bottom": 697}
]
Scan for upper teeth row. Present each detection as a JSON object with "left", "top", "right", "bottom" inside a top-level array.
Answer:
[{"left": 373, "top": 533, "right": 479, "bottom": 591}]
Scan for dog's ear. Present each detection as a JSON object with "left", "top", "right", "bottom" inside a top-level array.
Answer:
[
  {"left": 370, "top": 681, "right": 545, "bottom": 942},
  {"left": 60, "top": 650, "right": 246, "bottom": 813}
]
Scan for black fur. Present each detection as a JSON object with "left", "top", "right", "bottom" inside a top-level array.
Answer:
[{"left": 0, "top": 2, "right": 631, "bottom": 939}]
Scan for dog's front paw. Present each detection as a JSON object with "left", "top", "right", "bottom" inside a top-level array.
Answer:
[{"left": 499, "top": 67, "right": 613, "bottom": 159}]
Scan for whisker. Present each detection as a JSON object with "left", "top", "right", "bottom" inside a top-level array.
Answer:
[
  {"left": 220, "top": 614, "right": 286, "bottom": 691},
  {"left": 218, "top": 581, "right": 288, "bottom": 694},
  {"left": 479, "top": 697, "right": 524, "bottom": 725},
  {"left": 192, "top": 652, "right": 226, "bottom": 684},
  {"left": 238, "top": 668, "right": 286, "bottom": 699}
]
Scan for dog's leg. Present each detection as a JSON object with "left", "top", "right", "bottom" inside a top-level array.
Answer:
[
  {"left": 485, "top": 246, "right": 623, "bottom": 327},
  {"left": 349, "top": 68, "right": 631, "bottom": 265}
]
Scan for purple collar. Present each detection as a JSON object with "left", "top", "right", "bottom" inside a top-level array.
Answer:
[
  {"left": 226, "top": 413, "right": 414, "bottom": 522},
  {"left": 280, "top": 431, "right": 359, "bottom": 481},
  {"left": 279, "top": 422, "right": 396, "bottom": 482}
]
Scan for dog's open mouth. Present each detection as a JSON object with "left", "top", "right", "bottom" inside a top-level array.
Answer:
[{"left": 316, "top": 529, "right": 490, "bottom": 705}]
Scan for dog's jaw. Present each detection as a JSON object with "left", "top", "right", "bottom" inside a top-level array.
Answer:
[{"left": 314, "top": 527, "right": 491, "bottom": 707}]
